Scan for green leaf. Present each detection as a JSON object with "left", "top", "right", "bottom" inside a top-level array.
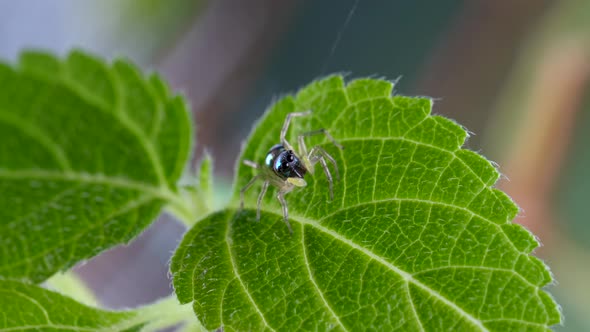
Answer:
[
  {"left": 0, "top": 50, "right": 192, "bottom": 282},
  {"left": 197, "top": 153, "right": 214, "bottom": 203},
  {"left": 0, "top": 279, "right": 142, "bottom": 331},
  {"left": 171, "top": 76, "right": 560, "bottom": 331}
]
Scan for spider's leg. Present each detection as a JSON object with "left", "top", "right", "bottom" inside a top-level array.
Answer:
[
  {"left": 309, "top": 146, "right": 339, "bottom": 200},
  {"left": 297, "top": 135, "right": 311, "bottom": 171},
  {"left": 256, "top": 181, "right": 269, "bottom": 221},
  {"left": 320, "top": 158, "right": 334, "bottom": 201},
  {"left": 243, "top": 160, "right": 259, "bottom": 169},
  {"left": 310, "top": 153, "right": 334, "bottom": 201},
  {"left": 277, "top": 191, "right": 293, "bottom": 234},
  {"left": 298, "top": 128, "right": 343, "bottom": 172},
  {"left": 310, "top": 146, "right": 340, "bottom": 180},
  {"left": 309, "top": 146, "right": 340, "bottom": 181},
  {"left": 298, "top": 128, "right": 343, "bottom": 151},
  {"left": 240, "top": 175, "right": 260, "bottom": 210},
  {"left": 281, "top": 111, "right": 312, "bottom": 151}
]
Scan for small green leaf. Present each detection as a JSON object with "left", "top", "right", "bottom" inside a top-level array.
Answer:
[
  {"left": 198, "top": 153, "right": 214, "bottom": 203},
  {"left": 0, "top": 279, "right": 142, "bottom": 331},
  {"left": 174, "top": 153, "right": 216, "bottom": 226},
  {"left": 0, "top": 50, "right": 192, "bottom": 282},
  {"left": 171, "top": 76, "right": 560, "bottom": 331}
]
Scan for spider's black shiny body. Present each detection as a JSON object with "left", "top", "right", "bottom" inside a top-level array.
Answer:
[
  {"left": 240, "top": 110, "right": 342, "bottom": 233},
  {"left": 264, "top": 144, "right": 307, "bottom": 180}
]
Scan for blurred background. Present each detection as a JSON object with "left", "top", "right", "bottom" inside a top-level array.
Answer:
[{"left": 1, "top": 0, "right": 588, "bottom": 330}]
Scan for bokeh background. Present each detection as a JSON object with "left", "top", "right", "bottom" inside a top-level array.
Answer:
[{"left": 1, "top": 0, "right": 588, "bottom": 330}]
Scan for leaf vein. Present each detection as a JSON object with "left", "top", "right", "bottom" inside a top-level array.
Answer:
[
  {"left": 0, "top": 111, "right": 72, "bottom": 171},
  {"left": 2, "top": 289, "right": 51, "bottom": 324},
  {"left": 317, "top": 197, "right": 523, "bottom": 255},
  {"left": 225, "top": 217, "right": 276, "bottom": 331},
  {"left": 0, "top": 195, "right": 156, "bottom": 272},
  {"left": 404, "top": 281, "right": 425, "bottom": 332},
  {"left": 3, "top": 184, "right": 81, "bottom": 228},
  {"left": 301, "top": 224, "right": 348, "bottom": 332},
  {"left": 31, "top": 67, "right": 170, "bottom": 188},
  {"left": 263, "top": 209, "right": 490, "bottom": 332},
  {"left": 106, "top": 70, "right": 168, "bottom": 187}
]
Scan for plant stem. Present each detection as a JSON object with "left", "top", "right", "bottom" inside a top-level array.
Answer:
[
  {"left": 167, "top": 187, "right": 214, "bottom": 228},
  {"left": 46, "top": 271, "right": 99, "bottom": 307},
  {"left": 167, "top": 200, "right": 198, "bottom": 228},
  {"left": 120, "top": 295, "right": 203, "bottom": 332},
  {"left": 47, "top": 273, "right": 203, "bottom": 331}
]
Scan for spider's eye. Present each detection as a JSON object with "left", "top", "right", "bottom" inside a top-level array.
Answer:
[
  {"left": 286, "top": 152, "right": 295, "bottom": 162},
  {"left": 274, "top": 151, "right": 295, "bottom": 178},
  {"left": 279, "top": 161, "right": 288, "bottom": 171}
]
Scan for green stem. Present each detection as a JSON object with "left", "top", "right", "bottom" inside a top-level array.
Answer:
[
  {"left": 118, "top": 295, "right": 202, "bottom": 332},
  {"left": 177, "top": 319, "right": 208, "bottom": 332},
  {"left": 167, "top": 188, "right": 212, "bottom": 229},
  {"left": 167, "top": 200, "right": 198, "bottom": 228},
  {"left": 46, "top": 271, "right": 99, "bottom": 307}
]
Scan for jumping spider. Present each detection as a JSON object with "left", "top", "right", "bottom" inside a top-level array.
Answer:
[{"left": 240, "top": 111, "right": 343, "bottom": 233}]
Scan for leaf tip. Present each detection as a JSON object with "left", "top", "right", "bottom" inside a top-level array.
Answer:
[{"left": 18, "top": 50, "right": 61, "bottom": 76}]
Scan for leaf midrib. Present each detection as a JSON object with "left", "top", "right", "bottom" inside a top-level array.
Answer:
[{"left": 0, "top": 168, "right": 179, "bottom": 203}]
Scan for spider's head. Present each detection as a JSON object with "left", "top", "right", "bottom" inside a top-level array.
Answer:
[{"left": 265, "top": 145, "right": 307, "bottom": 186}]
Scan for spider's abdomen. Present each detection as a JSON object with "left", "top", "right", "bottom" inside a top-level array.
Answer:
[{"left": 265, "top": 144, "right": 307, "bottom": 180}]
